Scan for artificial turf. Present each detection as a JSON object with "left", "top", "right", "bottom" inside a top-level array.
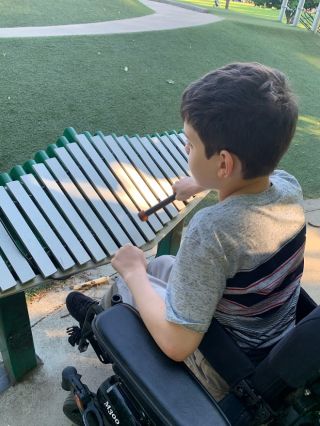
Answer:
[
  {"left": 0, "top": 0, "right": 152, "bottom": 27},
  {"left": 0, "top": 18, "right": 319, "bottom": 198}
]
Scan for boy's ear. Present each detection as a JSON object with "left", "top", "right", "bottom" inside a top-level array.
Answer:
[{"left": 217, "top": 150, "right": 234, "bottom": 178}]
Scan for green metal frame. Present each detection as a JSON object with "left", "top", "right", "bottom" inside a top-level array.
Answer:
[
  {"left": 0, "top": 292, "right": 37, "bottom": 386},
  {"left": 156, "top": 219, "right": 184, "bottom": 257}
]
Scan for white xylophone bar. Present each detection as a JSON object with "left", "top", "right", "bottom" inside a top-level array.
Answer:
[
  {"left": 134, "top": 136, "right": 182, "bottom": 187},
  {"left": 113, "top": 135, "right": 179, "bottom": 219},
  {"left": 0, "top": 186, "right": 57, "bottom": 278},
  {"left": 102, "top": 134, "right": 171, "bottom": 225},
  {"left": 155, "top": 134, "right": 189, "bottom": 174},
  {"left": 45, "top": 155, "right": 119, "bottom": 257},
  {"left": 0, "top": 220, "right": 35, "bottom": 285},
  {"left": 91, "top": 134, "right": 163, "bottom": 233},
  {"left": 57, "top": 144, "right": 132, "bottom": 248},
  {"left": 32, "top": 162, "right": 106, "bottom": 263},
  {"left": 126, "top": 135, "right": 185, "bottom": 211},
  {"left": 20, "top": 173, "right": 91, "bottom": 266},
  {"left": 6, "top": 180, "right": 75, "bottom": 271},
  {"left": 165, "top": 132, "right": 188, "bottom": 160},
  {"left": 0, "top": 255, "right": 16, "bottom": 291},
  {"left": 75, "top": 134, "right": 155, "bottom": 242}
]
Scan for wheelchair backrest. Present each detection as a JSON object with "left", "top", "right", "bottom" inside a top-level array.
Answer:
[{"left": 252, "top": 305, "right": 320, "bottom": 405}]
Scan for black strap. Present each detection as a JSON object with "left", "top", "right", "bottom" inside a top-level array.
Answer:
[
  {"left": 199, "top": 318, "right": 255, "bottom": 388},
  {"left": 199, "top": 319, "right": 275, "bottom": 423},
  {"left": 79, "top": 304, "right": 110, "bottom": 364}
]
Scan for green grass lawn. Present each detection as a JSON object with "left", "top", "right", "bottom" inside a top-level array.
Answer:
[
  {"left": 0, "top": 0, "right": 152, "bottom": 27},
  {"left": 181, "top": 0, "right": 280, "bottom": 21},
  {"left": 0, "top": 18, "right": 319, "bottom": 198}
]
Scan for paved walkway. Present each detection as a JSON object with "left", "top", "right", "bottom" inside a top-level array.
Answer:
[{"left": 0, "top": 0, "right": 222, "bottom": 38}]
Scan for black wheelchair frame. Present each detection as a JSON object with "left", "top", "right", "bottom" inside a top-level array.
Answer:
[{"left": 61, "top": 289, "right": 320, "bottom": 426}]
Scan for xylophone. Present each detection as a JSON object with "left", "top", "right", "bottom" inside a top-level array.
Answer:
[{"left": 0, "top": 127, "right": 207, "bottom": 386}]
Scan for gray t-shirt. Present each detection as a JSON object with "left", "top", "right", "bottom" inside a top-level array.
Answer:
[{"left": 165, "top": 170, "right": 306, "bottom": 350}]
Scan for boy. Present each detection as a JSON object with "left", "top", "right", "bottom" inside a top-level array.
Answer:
[{"left": 66, "top": 62, "right": 306, "bottom": 401}]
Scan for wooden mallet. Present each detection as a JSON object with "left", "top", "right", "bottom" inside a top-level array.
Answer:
[{"left": 138, "top": 194, "right": 176, "bottom": 221}]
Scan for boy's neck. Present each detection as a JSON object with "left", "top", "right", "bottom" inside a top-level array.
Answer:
[{"left": 218, "top": 175, "right": 270, "bottom": 201}]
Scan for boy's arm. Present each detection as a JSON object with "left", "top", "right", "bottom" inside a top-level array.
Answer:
[
  {"left": 172, "top": 176, "right": 207, "bottom": 201},
  {"left": 124, "top": 271, "right": 204, "bottom": 361},
  {"left": 111, "top": 245, "right": 203, "bottom": 362}
]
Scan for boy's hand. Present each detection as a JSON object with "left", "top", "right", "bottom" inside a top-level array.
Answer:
[
  {"left": 172, "top": 177, "right": 206, "bottom": 201},
  {"left": 111, "top": 244, "right": 147, "bottom": 282}
]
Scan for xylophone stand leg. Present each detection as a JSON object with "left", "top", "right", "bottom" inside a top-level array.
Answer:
[
  {"left": 0, "top": 292, "right": 38, "bottom": 390},
  {"left": 156, "top": 220, "right": 184, "bottom": 257}
]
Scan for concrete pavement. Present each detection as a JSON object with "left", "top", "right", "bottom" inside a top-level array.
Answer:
[{"left": 0, "top": 0, "right": 222, "bottom": 38}]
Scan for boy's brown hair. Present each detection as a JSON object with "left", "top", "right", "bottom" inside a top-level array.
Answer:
[{"left": 181, "top": 62, "right": 298, "bottom": 179}]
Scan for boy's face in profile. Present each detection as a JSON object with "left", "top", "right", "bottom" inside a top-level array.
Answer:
[{"left": 184, "top": 121, "right": 221, "bottom": 190}]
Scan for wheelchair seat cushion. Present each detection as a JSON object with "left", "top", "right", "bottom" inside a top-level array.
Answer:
[{"left": 93, "top": 304, "right": 230, "bottom": 426}]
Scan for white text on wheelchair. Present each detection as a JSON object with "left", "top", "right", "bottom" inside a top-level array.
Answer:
[{"left": 103, "top": 401, "right": 120, "bottom": 424}]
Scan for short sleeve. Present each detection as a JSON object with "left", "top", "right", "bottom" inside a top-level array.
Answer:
[
  {"left": 271, "top": 170, "right": 303, "bottom": 197},
  {"left": 165, "top": 219, "right": 227, "bottom": 333}
]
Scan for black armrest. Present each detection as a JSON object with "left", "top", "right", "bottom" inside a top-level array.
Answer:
[{"left": 92, "top": 304, "right": 230, "bottom": 426}]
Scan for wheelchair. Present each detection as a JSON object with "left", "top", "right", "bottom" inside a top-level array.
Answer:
[{"left": 61, "top": 288, "right": 320, "bottom": 426}]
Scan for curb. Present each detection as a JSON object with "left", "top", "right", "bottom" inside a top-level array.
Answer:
[{"left": 149, "top": 0, "right": 210, "bottom": 13}]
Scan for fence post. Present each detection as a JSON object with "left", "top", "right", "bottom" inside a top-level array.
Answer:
[
  {"left": 292, "top": 0, "right": 306, "bottom": 25},
  {"left": 311, "top": 2, "right": 320, "bottom": 32},
  {"left": 279, "top": 0, "right": 289, "bottom": 22}
]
